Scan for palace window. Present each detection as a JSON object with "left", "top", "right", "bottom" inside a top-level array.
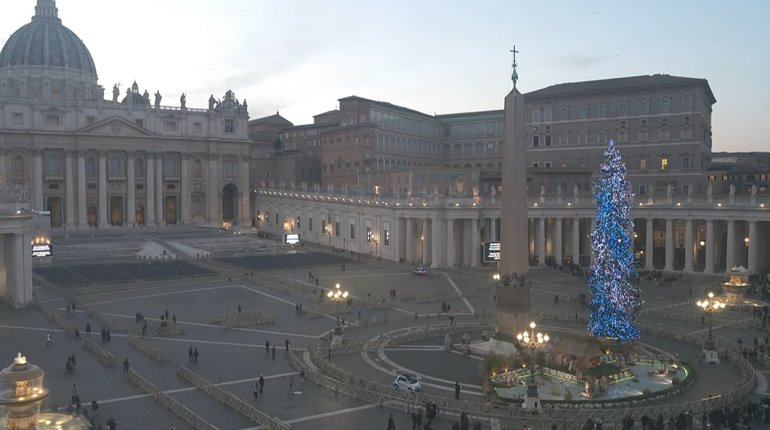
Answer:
[
  {"left": 135, "top": 158, "right": 145, "bottom": 178},
  {"left": 163, "top": 120, "right": 178, "bottom": 131},
  {"left": 639, "top": 100, "right": 649, "bottom": 115},
  {"left": 597, "top": 103, "right": 608, "bottom": 118},
  {"left": 163, "top": 158, "right": 178, "bottom": 177},
  {"left": 660, "top": 97, "right": 671, "bottom": 113},
  {"left": 618, "top": 101, "right": 628, "bottom": 116},
  {"left": 225, "top": 119, "right": 235, "bottom": 133},
  {"left": 660, "top": 157, "right": 669, "bottom": 171},
  {"left": 681, "top": 96, "right": 694, "bottom": 112},
  {"left": 531, "top": 109, "right": 540, "bottom": 123},
  {"left": 640, "top": 159, "right": 647, "bottom": 172},
  {"left": 45, "top": 114, "right": 61, "bottom": 125},
  {"left": 86, "top": 157, "right": 96, "bottom": 178},
  {"left": 46, "top": 153, "right": 62, "bottom": 177},
  {"left": 681, "top": 155, "right": 691, "bottom": 169},
  {"left": 193, "top": 159, "right": 203, "bottom": 177},
  {"left": 110, "top": 153, "right": 124, "bottom": 177},
  {"left": 223, "top": 159, "right": 236, "bottom": 179},
  {"left": 13, "top": 156, "right": 25, "bottom": 177},
  {"left": 559, "top": 106, "right": 568, "bottom": 120},
  {"left": 578, "top": 104, "right": 588, "bottom": 119}
]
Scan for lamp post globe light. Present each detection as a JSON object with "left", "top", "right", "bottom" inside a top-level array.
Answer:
[
  {"left": 516, "top": 321, "right": 549, "bottom": 409},
  {"left": 696, "top": 291, "right": 726, "bottom": 364},
  {"left": 327, "top": 282, "right": 349, "bottom": 315}
]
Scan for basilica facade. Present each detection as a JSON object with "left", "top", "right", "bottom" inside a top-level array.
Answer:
[{"left": 0, "top": 0, "right": 252, "bottom": 229}]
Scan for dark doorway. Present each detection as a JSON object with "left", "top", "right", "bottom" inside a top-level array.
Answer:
[
  {"left": 165, "top": 196, "right": 178, "bottom": 225},
  {"left": 222, "top": 184, "right": 238, "bottom": 223},
  {"left": 110, "top": 196, "right": 123, "bottom": 226},
  {"left": 87, "top": 206, "right": 97, "bottom": 227},
  {"left": 136, "top": 205, "right": 145, "bottom": 226},
  {"left": 47, "top": 197, "right": 62, "bottom": 227}
]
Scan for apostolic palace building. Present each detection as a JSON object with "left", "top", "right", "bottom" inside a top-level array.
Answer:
[{"left": 1, "top": 1, "right": 768, "bottom": 294}]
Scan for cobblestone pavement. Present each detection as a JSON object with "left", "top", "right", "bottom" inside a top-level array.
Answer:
[{"left": 0, "top": 229, "right": 764, "bottom": 429}]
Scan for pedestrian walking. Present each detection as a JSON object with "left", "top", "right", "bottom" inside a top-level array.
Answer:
[
  {"left": 252, "top": 382, "right": 259, "bottom": 400},
  {"left": 387, "top": 414, "right": 396, "bottom": 430},
  {"left": 289, "top": 376, "right": 294, "bottom": 392},
  {"left": 172, "top": 314, "right": 177, "bottom": 325},
  {"left": 258, "top": 374, "right": 265, "bottom": 393},
  {"left": 265, "top": 340, "right": 270, "bottom": 354},
  {"left": 46, "top": 333, "right": 52, "bottom": 348},
  {"left": 165, "top": 309, "right": 169, "bottom": 320},
  {"left": 122, "top": 358, "right": 130, "bottom": 374},
  {"left": 85, "top": 323, "right": 91, "bottom": 338},
  {"left": 271, "top": 345, "right": 276, "bottom": 360},
  {"left": 454, "top": 381, "right": 461, "bottom": 399},
  {"left": 238, "top": 304, "right": 242, "bottom": 315},
  {"left": 285, "top": 339, "right": 290, "bottom": 351},
  {"left": 193, "top": 348, "right": 200, "bottom": 363},
  {"left": 74, "top": 327, "right": 80, "bottom": 341}
]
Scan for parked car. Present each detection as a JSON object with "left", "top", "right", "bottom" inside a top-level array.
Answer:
[
  {"left": 393, "top": 373, "right": 422, "bottom": 391},
  {"left": 412, "top": 265, "right": 428, "bottom": 276}
]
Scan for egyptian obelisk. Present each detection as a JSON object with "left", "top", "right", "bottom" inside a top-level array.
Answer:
[{"left": 496, "top": 45, "right": 530, "bottom": 339}]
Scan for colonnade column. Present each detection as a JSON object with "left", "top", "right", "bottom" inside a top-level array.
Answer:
[
  {"left": 146, "top": 153, "right": 156, "bottom": 225},
  {"left": 704, "top": 220, "right": 714, "bottom": 273},
  {"left": 32, "top": 150, "right": 43, "bottom": 211},
  {"left": 684, "top": 219, "right": 693, "bottom": 272},
  {"left": 405, "top": 217, "right": 414, "bottom": 263},
  {"left": 536, "top": 217, "right": 545, "bottom": 267},
  {"left": 446, "top": 219, "right": 455, "bottom": 267},
  {"left": 726, "top": 220, "right": 736, "bottom": 271},
  {"left": 64, "top": 150, "right": 75, "bottom": 227},
  {"left": 572, "top": 218, "right": 580, "bottom": 265},
  {"left": 77, "top": 151, "right": 87, "bottom": 227},
  {"left": 97, "top": 151, "right": 107, "bottom": 227},
  {"left": 423, "top": 218, "right": 431, "bottom": 265},
  {"left": 748, "top": 221, "right": 758, "bottom": 273},
  {"left": 155, "top": 152, "right": 164, "bottom": 226},
  {"left": 181, "top": 154, "right": 190, "bottom": 225},
  {"left": 554, "top": 217, "right": 563, "bottom": 265},
  {"left": 126, "top": 154, "right": 136, "bottom": 226},
  {"left": 431, "top": 216, "right": 443, "bottom": 268},
  {"left": 664, "top": 219, "right": 673, "bottom": 271},
  {"left": 645, "top": 218, "right": 654, "bottom": 269},
  {"left": 470, "top": 218, "right": 479, "bottom": 268},
  {"left": 489, "top": 217, "right": 497, "bottom": 242}
]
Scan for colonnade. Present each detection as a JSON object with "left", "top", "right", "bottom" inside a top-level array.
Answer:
[{"left": 256, "top": 190, "right": 770, "bottom": 275}]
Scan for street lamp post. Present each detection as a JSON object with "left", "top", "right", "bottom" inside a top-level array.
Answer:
[
  {"left": 516, "top": 321, "right": 549, "bottom": 408},
  {"left": 327, "top": 282, "right": 349, "bottom": 315},
  {"left": 696, "top": 291, "right": 725, "bottom": 352}
]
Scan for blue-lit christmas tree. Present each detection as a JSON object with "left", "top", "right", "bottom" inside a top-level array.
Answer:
[{"left": 587, "top": 139, "right": 641, "bottom": 341}]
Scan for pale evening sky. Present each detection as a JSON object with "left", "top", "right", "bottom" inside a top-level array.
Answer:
[{"left": 1, "top": 0, "right": 768, "bottom": 152}]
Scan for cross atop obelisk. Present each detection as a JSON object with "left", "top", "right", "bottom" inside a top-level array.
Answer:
[{"left": 510, "top": 45, "right": 519, "bottom": 88}]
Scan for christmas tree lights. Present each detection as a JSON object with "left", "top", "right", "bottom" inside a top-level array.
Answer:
[{"left": 587, "top": 140, "right": 641, "bottom": 341}]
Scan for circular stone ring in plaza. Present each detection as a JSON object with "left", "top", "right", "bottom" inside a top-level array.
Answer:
[{"left": 288, "top": 317, "right": 757, "bottom": 428}]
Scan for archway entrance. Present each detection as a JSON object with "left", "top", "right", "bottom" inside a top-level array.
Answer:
[
  {"left": 46, "top": 197, "right": 62, "bottom": 227},
  {"left": 222, "top": 184, "right": 238, "bottom": 223},
  {"left": 87, "top": 207, "right": 97, "bottom": 227},
  {"left": 165, "top": 196, "right": 178, "bottom": 225},
  {"left": 110, "top": 196, "right": 123, "bottom": 226},
  {"left": 136, "top": 205, "right": 145, "bottom": 226}
]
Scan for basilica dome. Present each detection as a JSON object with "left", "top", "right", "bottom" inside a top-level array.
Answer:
[{"left": 0, "top": 0, "right": 97, "bottom": 78}]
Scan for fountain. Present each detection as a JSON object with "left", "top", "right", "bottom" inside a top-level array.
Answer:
[
  {"left": 722, "top": 266, "right": 751, "bottom": 304},
  {"left": 0, "top": 353, "right": 88, "bottom": 430}
]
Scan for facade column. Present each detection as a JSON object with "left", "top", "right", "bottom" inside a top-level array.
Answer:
[
  {"left": 64, "top": 150, "right": 75, "bottom": 227},
  {"left": 180, "top": 154, "right": 190, "bottom": 225},
  {"left": 405, "top": 217, "right": 414, "bottom": 263},
  {"left": 684, "top": 219, "right": 694, "bottom": 272},
  {"left": 32, "top": 150, "right": 44, "bottom": 211},
  {"left": 446, "top": 219, "right": 455, "bottom": 267},
  {"left": 664, "top": 218, "right": 673, "bottom": 271},
  {"left": 470, "top": 218, "right": 479, "bottom": 268},
  {"left": 97, "top": 151, "right": 108, "bottom": 227},
  {"left": 77, "top": 151, "right": 87, "bottom": 227},
  {"left": 554, "top": 217, "right": 563, "bottom": 265},
  {"left": 462, "top": 219, "right": 471, "bottom": 266},
  {"left": 422, "top": 218, "right": 431, "bottom": 265},
  {"left": 207, "top": 154, "right": 218, "bottom": 224},
  {"left": 431, "top": 217, "right": 443, "bottom": 268},
  {"left": 126, "top": 154, "right": 136, "bottom": 226},
  {"left": 645, "top": 218, "right": 654, "bottom": 269},
  {"left": 572, "top": 218, "right": 580, "bottom": 265},
  {"left": 155, "top": 152, "right": 164, "bottom": 225},
  {"left": 146, "top": 153, "right": 156, "bottom": 225},
  {"left": 705, "top": 219, "right": 714, "bottom": 273},
  {"left": 748, "top": 220, "right": 758, "bottom": 273},
  {"left": 536, "top": 217, "right": 546, "bottom": 267},
  {"left": 239, "top": 157, "right": 250, "bottom": 226},
  {"left": 726, "top": 220, "right": 736, "bottom": 272}
]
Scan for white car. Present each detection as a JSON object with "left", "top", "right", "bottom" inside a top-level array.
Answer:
[{"left": 392, "top": 373, "right": 422, "bottom": 391}]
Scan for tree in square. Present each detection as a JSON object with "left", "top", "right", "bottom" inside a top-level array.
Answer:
[{"left": 587, "top": 139, "right": 641, "bottom": 341}]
